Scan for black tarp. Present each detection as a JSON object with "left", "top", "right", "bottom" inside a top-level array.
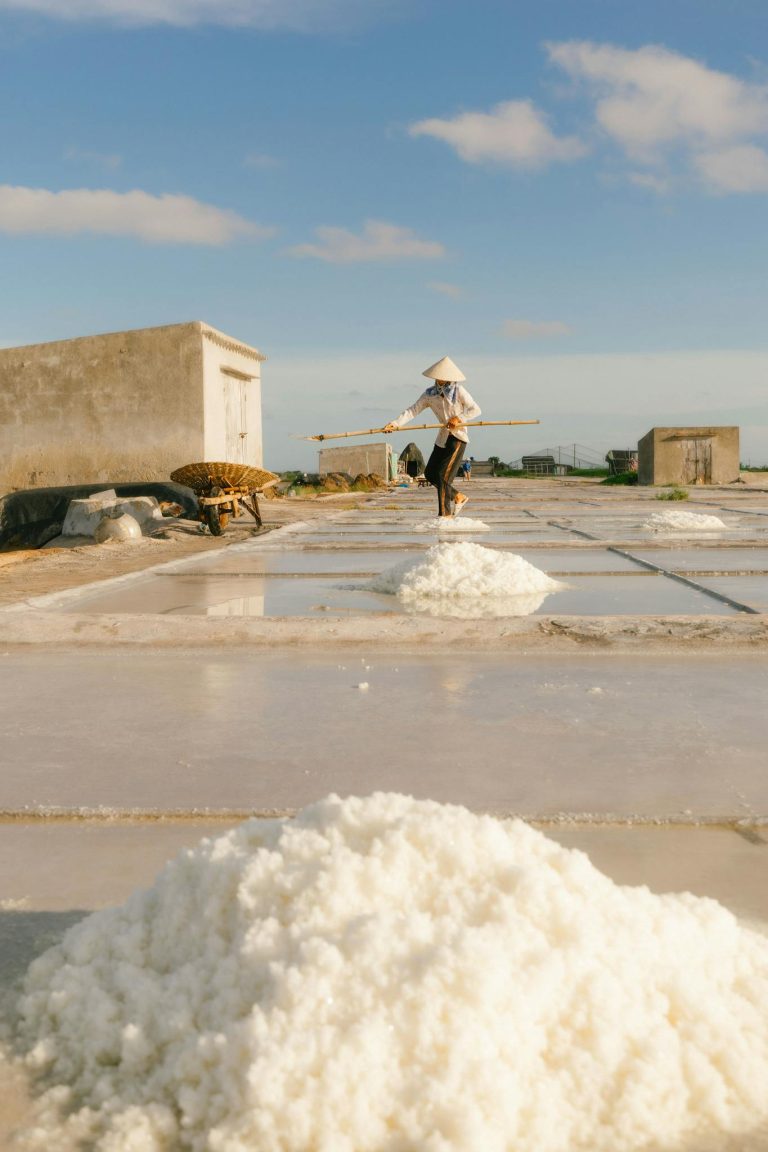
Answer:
[{"left": 0, "top": 482, "right": 199, "bottom": 550}]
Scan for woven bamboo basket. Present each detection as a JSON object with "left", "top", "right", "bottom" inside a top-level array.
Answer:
[{"left": 170, "top": 462, "right": 279, "bottom": 494}]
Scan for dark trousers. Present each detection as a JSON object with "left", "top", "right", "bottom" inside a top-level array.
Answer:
[{"left": 425, "top": 435, "right": 466, "bottom": 517}]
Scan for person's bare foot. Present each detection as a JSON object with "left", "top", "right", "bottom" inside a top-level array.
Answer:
[{"left": 453, "top": 493, "right": 469, "bottom": 516}]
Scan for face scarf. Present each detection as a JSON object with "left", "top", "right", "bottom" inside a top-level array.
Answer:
[{"left": 431, "top": 382, "right": 457, "bottom": 402}]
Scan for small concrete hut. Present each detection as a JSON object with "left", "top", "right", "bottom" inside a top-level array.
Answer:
[
  {"left": 318, "top": 443, "right": 395, "bottom": 480},
  {"left": 399, "top": 442, "right": 425, "bottom": 478},
  {"left": 0, "top": 321, "right": 266, "bottom": 492},
  {"left": 637, "top": 426, "right": 739, "bottom": 486}
]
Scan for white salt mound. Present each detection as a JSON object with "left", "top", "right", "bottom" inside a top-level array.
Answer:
[
  {"left": 412, "top": 516, "right": 491, "bottom": 533},
  {"left": 371, "top": 541, "right": 563, "bottom": 605},
  {"left": 369, "top": 543, "right": 563, "bottom": 617},
  {"left": 644, "top": 509, "right": 727, "bottom": 532},
  {"left": 17, "top": 793, "right": 768, "bottom": 1152}
]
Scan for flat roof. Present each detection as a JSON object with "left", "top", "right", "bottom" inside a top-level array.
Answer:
[{"left": 0, "top": 320, "right": 266, "bottom": 362}]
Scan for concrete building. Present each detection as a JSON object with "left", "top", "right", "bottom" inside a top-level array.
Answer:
[
  {"left": 638, "top": 426, "right": 739, "bottom": 486},
  {"left": 318, "top": 442, "right": 395, "bottom": 480},
  {"left": 0, "top": 321, "right": 266, "bottom": 492}
]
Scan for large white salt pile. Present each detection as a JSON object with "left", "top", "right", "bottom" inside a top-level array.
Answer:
[
  {"left": 370, "top": 541, "right": 562, "bottom": 619},
  {"left": 16, "top": 793, "right": 768, "bottom": 1152},
  {"left": 644, "top": 509, "right": 727, "bottom": 532},
  {"left": 412, "top": 516, "right": 491, "bottom": 533}
]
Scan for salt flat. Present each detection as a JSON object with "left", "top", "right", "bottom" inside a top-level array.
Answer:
[{"left": 1, "top": 477, "right": 768, "bottom": 1149}]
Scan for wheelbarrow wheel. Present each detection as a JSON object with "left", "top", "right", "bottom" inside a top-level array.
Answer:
[{"left": 205, "top": 488, "right": 229, "bottom": 536}]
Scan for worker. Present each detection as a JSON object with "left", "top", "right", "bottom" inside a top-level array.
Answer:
[{"left": 383, "top": 356, "right": 481, "bottom": 517}]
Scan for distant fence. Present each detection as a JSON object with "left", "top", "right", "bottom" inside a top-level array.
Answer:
[{"left": 509, "top": 445, "right": 607, "bottom": 473}]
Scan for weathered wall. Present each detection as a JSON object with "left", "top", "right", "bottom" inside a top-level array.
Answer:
[
  {"left": 637, "top": 429, "right": 656, "bottom": 486},
  {"left": 201, "top": 328, "right": 264, "bottom": 467},
  {"left": 638, "top": 427, "right": 740, "bottom": 485},
  {"left": 0, "top": 323, "right": 206, "bottom": 492},
  {"left": 318, "top": 443, "right": 392, "bottom": 478}
]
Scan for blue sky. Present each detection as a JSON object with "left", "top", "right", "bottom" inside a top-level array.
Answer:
[{"left": 2, "top": 0, "right": 768, "bottom": 468}]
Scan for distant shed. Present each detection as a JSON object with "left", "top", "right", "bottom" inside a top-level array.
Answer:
[
  {"left": 399, "top": 442, "right": 425, "bottom": 478},
  {"left": 0, "top": 321, "right": 266, "bottom": 492},
  {"left": 318, "top": 442, "right": 395, "bottom": 480},
  {"left": 470, "top": 459, "right": 496, "bottom": 476},
  {"left": 606, "top": 449, "right": 638, "bottom": 475},
  {"left": 637, "top": 427, "right": 739, "bottom": 486}
]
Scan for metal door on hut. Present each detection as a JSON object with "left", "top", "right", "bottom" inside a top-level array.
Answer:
[
  {"left": 222, "top": 372, "right": 248, "bottom": 465},
  {"left": 680, "top": 438, "right": 712, "bottom": 484}
]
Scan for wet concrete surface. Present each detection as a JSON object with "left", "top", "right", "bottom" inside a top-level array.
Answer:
[
  {"left": 630, "top": 546, "right": 768, "bottom": 571},
  {"left": 699, "top": 575, "right": 768, "bottom": 610},
  {"left": 1, "top": 649, "right": 767, "bottom": 819},
  {"left": 1, "top": 481, "right": 768, "bottom": 822},
  {"left": 48, "top": 567, "right": 740, "bottom": 617}
]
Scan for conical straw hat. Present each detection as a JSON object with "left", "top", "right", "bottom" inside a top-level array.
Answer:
[{"left": 422, "top": 355, "right": 465, "bottom": 382}]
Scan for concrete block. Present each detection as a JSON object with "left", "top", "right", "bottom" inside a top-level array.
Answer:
[
  {"left": 61, "top": 491, "right": 118, "bottom": 536},
  {"left": 62, "top": 493, "right": 162, "bottom": 538}
]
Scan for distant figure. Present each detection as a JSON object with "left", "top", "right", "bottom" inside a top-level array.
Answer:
[
  {"left": 460, "top": 456, "right": 474, "bottom": 481},
  {"left": 384, "top": 356, "right": 481, "bottom": 517}
]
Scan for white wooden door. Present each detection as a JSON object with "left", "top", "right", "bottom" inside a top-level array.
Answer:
[{"left": 223, "top": 376, "right": 247, "bottom": 464}]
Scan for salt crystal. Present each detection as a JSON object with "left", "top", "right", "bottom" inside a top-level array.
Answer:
[
  {"left": 644, "top": 510, "right": 727, "bottom": 532},
  {"left": 412, "top": 516, "right": 491, "bottom": 533},
  {"left": 16, "top": 793, "right": 768, "bottom": 1152}
]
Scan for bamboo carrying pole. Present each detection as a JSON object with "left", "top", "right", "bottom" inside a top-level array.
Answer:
[{"left": 298, "top": 420, "right": 540, "bottom": 442}]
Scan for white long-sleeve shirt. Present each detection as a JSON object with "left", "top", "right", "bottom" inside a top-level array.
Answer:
[{"left": 392, "top": 383, "right": 481, "bottom": 446}]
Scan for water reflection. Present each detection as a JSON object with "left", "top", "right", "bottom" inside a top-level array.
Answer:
[
  {"left": 402, "top": 590, "right": 552, "bottom": 618},
  {"left": 205, "top": 596, "right": 265, "bottom": 617}
]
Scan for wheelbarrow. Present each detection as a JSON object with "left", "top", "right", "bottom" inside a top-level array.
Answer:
[{"left": 169, "top": 462, "right": 280, "bottom": 536}]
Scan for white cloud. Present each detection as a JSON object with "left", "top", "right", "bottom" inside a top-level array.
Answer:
[
  {"left": 0, "top": 186, "right": 272, "bottom": 244},
  {"left": 409, "top": 99, "right": 587, "bottom": 169},
  {"left": 406, "top": 41, "right": 768, "bottom": 196},
  {"left": 547, "top": 41, "right": 768, "bottom": 160},
  {"left": 288, "top": 219, "right": 445, "bottom": 263},
  {"left": 0, "top": 0, "right": 393, "bottom": 30},
  {"left": 693, "top": 144, "right": 768, "bottom": 193},
  {"left": 429, "top": 281, "right": 462, "bottom": 299},
  {"left": 501, "top": 319, "right": 572, "bottom": 340}
]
